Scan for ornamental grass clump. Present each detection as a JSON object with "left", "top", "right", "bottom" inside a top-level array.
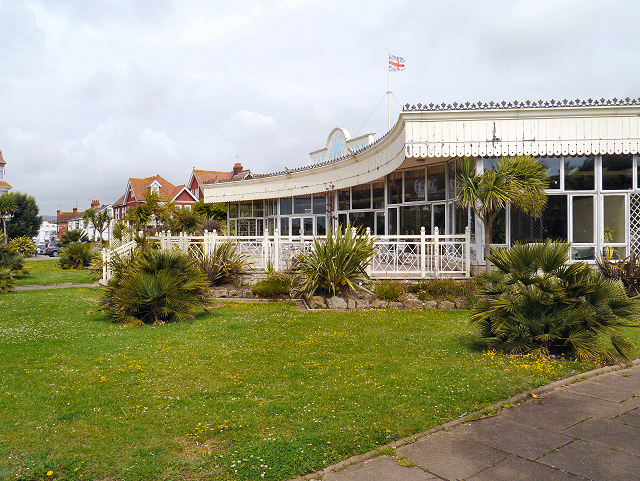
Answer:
[
  {"left": 295, "top": 223, "right": 377, "bottom": 297},
  {"left": 97, "top": 249, "right": 211, "bottom": 325},
  {"left": 472, "top": 240, "right": 640, "bottom": 362}
]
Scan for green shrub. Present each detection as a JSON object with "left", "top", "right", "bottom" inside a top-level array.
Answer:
[
  {"left": 60, "top": 229, "right": 90, "bottom": 247},
  {"left": 59, "top": 242, "right": 97, "bottom": 269},
  {"left": 375, "top": 281, "right": 405, "bottom": 301},
  {"left": 0, "top": 233, "right": 28, "bottom": 284},
  {"left": 295, "top": 223, "right": 377, "bottom": 297},
  {"left": 472, "top": 240, "right": 640, "bottom": 362},
  {"left": 7, "top": 236, "right": 36, "bottom": 257},
  {"left": 97, "top": 249, "right": 211, "bottom": 325},
  {"left": 409, "top": 278, "right": 477, "bottom": 302},
  {"left": 252, "top": 278, "right": 291, "bottom": 298},
  {"left": 197, "top": 240, "right": 252, "bottom": 286}
]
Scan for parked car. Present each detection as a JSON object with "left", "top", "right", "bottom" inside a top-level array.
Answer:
[
  {"left": 44, "top": 240, "right": 60, "bottom": 257},
  {"left": 36, "top": 243, "right": 46, "bottom": 255}
]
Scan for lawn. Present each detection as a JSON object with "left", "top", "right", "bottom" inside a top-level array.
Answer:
[
  {"left": 14, "top": 259, "right": 100, "bottom": 286},
  {"left": 0, "top": 288, "right": 632, "bottom": 481}
]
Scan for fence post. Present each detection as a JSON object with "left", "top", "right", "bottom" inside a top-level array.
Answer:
[
  {"left": 365, "top": 227, "right": 372, "bottom": 276},
  {"left": 212, "top": 229, "right": 218, "bottom": 256},
  {"left": 434, "top": 226, "right": 440, "bottom": 279},
  {"left": 102, "top": 249, "right": 109, "bottom": 281},
  {"left": 273, "top": 228, "right": 280, "bottom": 272},
  {"left": 420, "top": 226, "right": 426, "bottom": 278},
  {"left": 465, "top": 226, "right": 471, "bottom": 278},
  {"left": 263, "top": 229, "right": 269, "bottom": 271}
]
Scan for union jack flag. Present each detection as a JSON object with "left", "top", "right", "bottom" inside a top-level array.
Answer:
[{"left": 389, "top": 54, "right": 405, "bottom": 72}]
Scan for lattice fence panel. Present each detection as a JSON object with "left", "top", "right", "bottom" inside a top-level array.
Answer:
[{"left": 631, "top": 194, "right": 640, "bottom": 257}]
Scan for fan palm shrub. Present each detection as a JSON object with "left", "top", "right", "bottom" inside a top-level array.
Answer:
[
  {"left": 295, "top": 223, "right": 377, "bottom": 297},
  {"left": 472, "top": 240, "right": 640, "bottom": 362},
  {"left": 197, "top": 239, "right": 252, "bottom": 286},
  {"left": 97, "top": 249, "right": 211, "bottom": 325}
]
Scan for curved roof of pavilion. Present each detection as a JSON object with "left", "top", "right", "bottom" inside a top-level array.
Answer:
[{"left": 203, "top": 97, "right": 640, "bottom": 203}]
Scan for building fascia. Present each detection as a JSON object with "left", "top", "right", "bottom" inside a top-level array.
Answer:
[{"left": 204, "top": 121, "right": 406, "bottom": 203}]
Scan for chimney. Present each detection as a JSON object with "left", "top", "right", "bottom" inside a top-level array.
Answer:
[
  {"left": 91, "top": 200, "right": 100, "bottom": 209},
  {"left": 233, "top": 162, "right": 243, "bottom": 176},
  {"left": 57, "top": 209, "right": 60, "bottom": 216},
  {"left": 73, "top": 207, "right": 78, "bottom": 214}
]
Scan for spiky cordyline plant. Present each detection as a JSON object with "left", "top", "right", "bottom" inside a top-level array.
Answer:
[
  {"left": 472, "top": 240, "right": 639, "bottom": 363},
  {"left": 97, "top": 249, "right": 211, "bottom": 326},
  {"left": 197, "top": 239, "right": 252, "bottom": 286},
  {"left": 295, "top": 223, "right": 377, "bottom": 297}
]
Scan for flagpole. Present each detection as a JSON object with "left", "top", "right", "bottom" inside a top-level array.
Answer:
[{"left": 388, "top": 49, "right": 391, "bottom": 131}]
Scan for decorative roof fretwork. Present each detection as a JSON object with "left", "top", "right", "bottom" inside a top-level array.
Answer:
[{"left": 403, "top": 97, "right": 640, "bottom": 112}]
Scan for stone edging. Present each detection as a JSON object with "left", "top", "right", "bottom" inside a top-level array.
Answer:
[{"left": 296, "top": 358, "right": 640, "bottom": 481}]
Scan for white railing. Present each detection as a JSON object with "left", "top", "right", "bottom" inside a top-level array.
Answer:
[
  {"left": 101, "top": 227, "right": 471, "bottom": 281},
  {"left": 101, "top": 239, "right": 137, "bottom": 280}
]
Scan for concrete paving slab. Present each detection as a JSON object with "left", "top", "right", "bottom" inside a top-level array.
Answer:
[
  {"left": 613, "top": 408, "right": 640, "bottom": 428},
  {"left": 467, "top": 455, "right": 584, "bottom": 481},
  {"left": 539, "top": 439, "right": 640, "bottom": 481},
  {"left": 453, "top": 417, "right": 573, "bottom": 460},
  {"left": 589, "top": 369, "right": 640, "bottom": 391},
  {"left": 562, "top": 379, "right": 637, "bottom": 403},
  {"left": 397, "top": 431, "right": 509, "bottom": 480},
  {"left": 563, "top": 418, "right": 640, "bottom": 456},
  {"left": 321, "top": 456, "right": 439, "bottom": 481},
  {"left": 498, "top": 389, "right": 627, "bottom": 431}
]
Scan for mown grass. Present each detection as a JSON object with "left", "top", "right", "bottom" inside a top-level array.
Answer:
[
  {"left": 14, "top": 259, "right": 100, "bottom": 286},
  {"left": 1, "top": 289, "right": 635, "bottom": 480}
]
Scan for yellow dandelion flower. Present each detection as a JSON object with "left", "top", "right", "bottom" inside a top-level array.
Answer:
[{"left": 47, "top": 471, "right": 53, "bottom": 476}]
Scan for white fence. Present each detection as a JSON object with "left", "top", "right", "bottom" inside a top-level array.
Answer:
[{"left": 102, "top": 227, "right": 471, "bottom": 281}]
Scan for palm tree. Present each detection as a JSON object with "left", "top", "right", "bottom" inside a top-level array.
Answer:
[{"left": 456, "top": 155, "right": 548, "bottom": 273}]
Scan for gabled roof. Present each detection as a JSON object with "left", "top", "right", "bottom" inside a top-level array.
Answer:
[
  {"left": 0, "top": 150, "right": 5, "bottom": 166},
  {"left": 171, "top": 185, "right": 198, "bottom": 203},
  {"left": 112, "top": 194, "right": 126, "bottom": 207},
  {"left": 126, "top": 175, "right": 176, "bottom": 203},
  {"left": 191, "top": 169, "right": 233, "bottom": 185},
  {"left": 0, "top": 181, "right": 11, "bottom": 188},
  {"left": 56, "top": 212, "right": 77, "bottom": 224}
]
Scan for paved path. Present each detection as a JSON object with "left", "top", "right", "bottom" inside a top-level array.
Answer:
[{"left": 307, "top": 362, "right": 640, "bottom": 481}]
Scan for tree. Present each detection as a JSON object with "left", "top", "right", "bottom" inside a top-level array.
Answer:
[
  {"left": 0, "top": 194, "right": 18, "bottom": 242},
  {"left": 3, "top": 192, "right": 42, "bottom": 239},
  {"left": 192, "top": 199, "right": 226, "bottom": 221},
  {"left": 456, "top": 156, "right": 548, "bottom": 273},
  {"left": 83, "top": 208, "right": 113, "bottom": 245}
]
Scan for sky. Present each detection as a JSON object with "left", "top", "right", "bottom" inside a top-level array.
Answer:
[{"left": 2, "top": 0, "right": 640, "bottom": 216}]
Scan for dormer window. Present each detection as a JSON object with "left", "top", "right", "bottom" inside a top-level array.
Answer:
[{"left": 0, "top": 166, "right": 4, "bottom": 180}]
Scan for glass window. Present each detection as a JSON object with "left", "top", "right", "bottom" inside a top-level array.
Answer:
[
  {"left": 349, "top": 211, "right": 374, "bottom": 232},
  {"left": 510, "top": 195, "right": 567, "bottom": 242},
  {"left": 280, "top": 218, "right": 289, "bottom": 236},
  {"left": 484, "top": 157, "right": 499, "bottom": 171},
  {"left": 572, "top": 196, "right": 594, "bottom": 242},
  {"left": 338, "top": 189, "right": 350, "bottom": 211},
  {"left": 433, "top": 204, "right": 446, "bottom": 233},
  {"left": 602, "top": 155, "right": 633, "bottom": 190},
  {"left": 312, "top": 194, "right": 326, "bottom": 214},
  {"left": 400, "top": 205, "right": 430, "bottom": 235},
  {"left": 539, "top": 156, "right": 561, "bottom": 189},
  {"left": 375, "top": 211, "right": 385, "bottom": 235},
  {"left": 238, "top": 219, "right": 250, "bottom": 236},
  {"left": 239, "top": 201, "right": 252, "bottom": 218},
  {"left": 253, "top": 200, "right": 264, "bottom": 217},
  {"left": 291, "top": 218, "right": 301, "bottom": 236},
  {"left": 280, "top": 198, "right": 292, "bottom": 216},
  {"left": 294, "top": 195, "right": 311, "bottom": 214},
  {"left": 372, "top": 181, "right": 385, "bottom": 209},
  {"left": 388, "top": 208, "right": 397, "bottom": 235},
  {"left": 454, "top": 204, "right": 468, "bottom": 235},
  {"left": 352, "top": 183, "right": 371, "bottom": 210},
  {"left": 316, "top": 216, "right": 327, "bottom": 236},
  {"left": 303, "top": 217, "right": 313, "bottom": 236},
  {"left": 229, "top": 204, "right": 238, "bottom": 218},
  {"left": 338, "top": 213, "right": 348, "bottom": 231},
  {"left": 565, "top": 156, "right": 595, "bottom": 190},
  {"left": 268, "top": 218, "right": 275, "bottom": 236},
  {"left": 603, "top": 195, "right": 626, "bottom": 243},
  {"left": 404, "top": 169, "right": 425, "bottom": 202},
  {"left": 427, "top": 165, "right": 446, "bottom": 201},
  {"left": 388, "top": 172, "right": 402, "bottom": 204},
  {"left": 249, "top": 220, "right": 257, "bottom": 236}
]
